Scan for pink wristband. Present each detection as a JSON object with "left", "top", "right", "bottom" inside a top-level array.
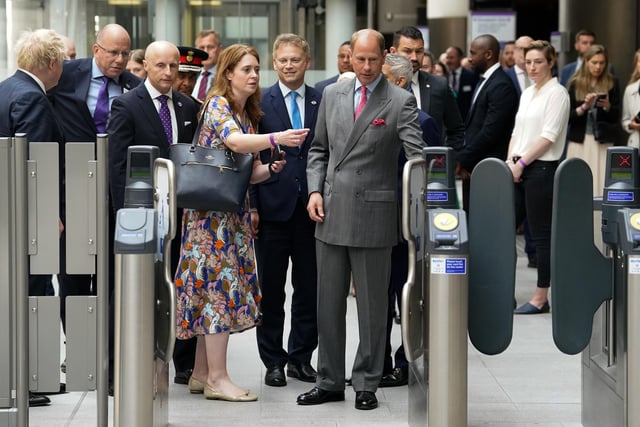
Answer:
[
  {"left": 518, "top": 158, "right": 527, "bottom": 168},
  {"left": 269, "top": 133, "right": 277, "bottom": 148}
]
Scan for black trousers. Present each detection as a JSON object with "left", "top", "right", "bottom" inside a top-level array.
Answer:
[
  {"left": 255, "top": 200, "right": 318, "bottom": 368},
  {"left": 514, "top": 160, "right": 558, "bottom": 288},
  {"left": 383, "top": 241, "right": 409, "bottom": 374}
]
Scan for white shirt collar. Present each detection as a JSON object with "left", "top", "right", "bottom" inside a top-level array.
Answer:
[
  {"left": 18, "top": 68, "right": 46, "bottom": 93},
  {"left": 144, "top": 79, "right": 172, "bottom": 100},
  {"left": 278, "top": 81, "right": 305, "bottom": 99}
]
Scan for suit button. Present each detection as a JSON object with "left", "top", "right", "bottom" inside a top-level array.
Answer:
[
  {"left": 298, "top": 155, "right": 303, "bottom": 160},
  {"left": 356, "top": 169, "right": 362, "bottom": 175},
  {"left": 355, "top": 192, "right": 360, "bottom": 198}
]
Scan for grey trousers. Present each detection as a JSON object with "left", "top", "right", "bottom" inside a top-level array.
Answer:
[{"left": 315, "top": 240, "right": 391, "bottom": 392}]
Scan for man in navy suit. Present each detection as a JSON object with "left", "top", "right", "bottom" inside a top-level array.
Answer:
[
  {"left": 251, "top": 33, "right": 321, "bottom": 388},
  {"left": 315, "top": 40, "right": 352, "bottom": 94},
  {"left": 456, "top": 34, "right": 518, "bottom": 213},
  {"left": 560, "top": 29, "right": 596, "bottom": 87},
  {"left": 445, "top": 45, "right": 479, "bottom": 121},
  {"left": 505, "top": 35, "right": 534, "bottom": 97},
  {"left": 0, "top": 28, "right": 66, "bottom": 407},
  {"left": 389, "top": 26, "right": 464, "bottom": 149},
  {"left": 108, "top": 41, "right": 198, "bottom": 211},
  {"left": 51, "top": 25, "right": 142, "bottom": 367}
]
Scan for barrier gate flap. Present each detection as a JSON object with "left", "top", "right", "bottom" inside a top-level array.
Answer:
[
  {"left": 468, "top": 158, "right": 516, "bottom": 355},
  {"left": 551, "top": 158, "right": 612, "bottom": 354}
]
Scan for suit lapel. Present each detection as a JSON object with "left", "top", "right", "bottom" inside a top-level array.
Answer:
[
  {"left": 138, "top": 87, "right": 168, "bottom": 147},
  {"left": 336, "top": 79, "right": 391, "bottom": 167},
  {"left": 269, "top": 87, "right": 292, "bottom": 129},
  {"left": 173, "top": 91, "right": 188, "bottom": 143},
  {"left": 419, "top": 72, "right": 431, "bottom": 114}
]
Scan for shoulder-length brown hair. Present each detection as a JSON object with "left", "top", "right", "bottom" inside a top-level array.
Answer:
[
  {"left": 204, "top": 43, "right": 263, "bottom": 127},
  {"left": 570, "top": 44, "right": 614, "bottom": 100},
  {"left": 628, "top": 49, "right": 640, "bottom": 86}
]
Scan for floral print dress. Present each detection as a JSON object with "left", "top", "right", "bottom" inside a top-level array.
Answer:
[{"left": 175, "top": 95, "right": 262, "bottom": 338}]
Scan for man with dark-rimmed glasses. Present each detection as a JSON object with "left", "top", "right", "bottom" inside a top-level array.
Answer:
[{"left": 50, "top": 23, "right": 142, "bottom": 396}]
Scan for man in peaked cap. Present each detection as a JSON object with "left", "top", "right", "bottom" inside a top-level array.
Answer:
[{"left": 175, "top": 46, "right": 208, "bottom": 105}]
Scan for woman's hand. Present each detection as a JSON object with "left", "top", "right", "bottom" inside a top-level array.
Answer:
[
  {"left": 583, "top": 92, "right": 598, "bottom": 109},
  {"left": 275, "top": 129, "right": 310, "bottom": 148},
  {"left": 507, "top": 160, "right": 523, "bottom": 183}
]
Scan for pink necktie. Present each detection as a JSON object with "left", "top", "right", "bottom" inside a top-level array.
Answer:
[{"left": 354, "top": 85, "right": 367, "bottom": 120}]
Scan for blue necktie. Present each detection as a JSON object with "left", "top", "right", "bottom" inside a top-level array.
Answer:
[
  {"left": 290, "top": 91, "right": 302, "bottom": 129},
  {"left": 158, "top": 95, "right": 173, "bottom": 143},
  {"left": 94, "top": 76, "right": 110, "bottom": 132}
]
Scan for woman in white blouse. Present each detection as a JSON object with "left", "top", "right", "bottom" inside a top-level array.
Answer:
[
  {"left": 622, "top": 49, "right": 640, "bottom": 148},
  {"left": 507, "top": 40, "right": 570, "bottom": 315}
]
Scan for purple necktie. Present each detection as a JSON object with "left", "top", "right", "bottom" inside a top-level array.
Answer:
[
  {"left": 158, "top": 95, "right": 173, "bottom": 143},
  {"left": 197, "top": 70, "right": 210, "bottom": 101},
  {"left": 94, "top": 76, "right": 110, "bottom": 132}
]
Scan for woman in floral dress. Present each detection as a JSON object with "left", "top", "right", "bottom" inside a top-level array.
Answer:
[{"left": 174, "top": 44, "right": 309, "bottom": 401}]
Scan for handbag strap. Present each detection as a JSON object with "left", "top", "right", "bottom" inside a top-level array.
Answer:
[{"left": 191, "top": 99, "right": 247, "bottom": 150}]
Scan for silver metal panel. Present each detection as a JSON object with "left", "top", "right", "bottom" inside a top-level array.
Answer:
[
  {"left": 401, "top": 159, "right": 427, "bottom": 363},
  {"left": 629, "top": 255, "right": 640, "bottom": 426},
  {"left": 65, "top": 296, "right": 97, "bottom": 391},
  {"left": 27, "top": 143, "right": 59, "bottom": 274},
  {"left": 0, "top": 411, "right": 17, "bottom": 427},
  {"left": 408, "top": 355, "right": 428, "bottom": 427},
  {"left": 64, "top": 143, "right": 96, "bottom": 274},
  {"left": 28, "top": 297, "right": 60, "bottom": 392},
  {"left": 114, "top": 253, "right": 156, "bottom": 427},
  {"left": 582, "top": 358, "right": 624, "bottom": 427},
  {"left": 428, "top": 255, "right": 468, "bottom": 427},
  {"left": 0, "top": 138, "right": 14, "bottom": 408},
  {"left": 153, "top": 359, "right": 169, "bottom": 427}
]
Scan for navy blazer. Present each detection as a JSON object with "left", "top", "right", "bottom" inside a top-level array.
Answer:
[
  {"left": 0, "top": 70, "right": 63, "bottom": 143},
  {"left": 505, "top": 66, "right": 522, "bottom": 97},
  {"left": 315, "top": 75, "right": 338, "bottom": 95},
  {"left": 51, "top": 58, "right": 141, "bottom": 142},
  {"left": 560, "top": 62, "right": 578, "bottom": 87},
  {"left": 107, "top": 85, "right": 198, "bottom": 211},
  {"left": 458, "top": 67, "right": 518, "bottom": 172},
  {"left": 453, "top": 67, "right": 479, "bottom": 121},
  {"left": 416, "top": 71, "right": 464, "bottom": 150},
  {"left": 252, "top": 83, "right": 322, "bottom": 222}
]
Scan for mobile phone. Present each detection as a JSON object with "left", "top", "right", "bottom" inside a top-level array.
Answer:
[
  {"left": 270, "top": 144, "right": 281, "bottom": 163},
  {"left": 635, "top": 111, "right": 640, "bottom": 123},
  {"left": 596, "top": 93, "right": 607, "bottom": 101}
]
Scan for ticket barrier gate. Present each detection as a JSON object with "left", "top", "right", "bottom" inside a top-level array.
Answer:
[
  {"left": 402, "top": 149, "right": 516, "bottom": 426},
  {"left": 0, "top": 135, "right": 110, "bottom": 426},
  {"left": 552, "top": 147, "right": 640, "bottom": 427},
  {"left": 113, "top": 146, "right": 176, "bottom": 427}
]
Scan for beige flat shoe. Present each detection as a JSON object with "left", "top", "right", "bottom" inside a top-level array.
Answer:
[
  {"left": 188, "top": 377, "right": 206, "bottom": 394},
  {"left": 204, "top": 385, "right": 258, "bottom": 402}
]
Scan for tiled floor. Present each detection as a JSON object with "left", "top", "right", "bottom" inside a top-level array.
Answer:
[{"left": 28, "top": 236, "right": 583, "bottom": 426}]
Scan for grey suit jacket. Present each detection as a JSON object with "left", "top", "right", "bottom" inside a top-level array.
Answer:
[{"left": 306, "top": 77, "right": 424, "bottom": 248}]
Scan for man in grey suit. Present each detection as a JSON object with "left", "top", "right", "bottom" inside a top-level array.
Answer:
[{"left": 297, "top": 29, "right": 424, "bottom": 411}]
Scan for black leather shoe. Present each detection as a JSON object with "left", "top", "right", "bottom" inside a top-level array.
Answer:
[
  {"left": 174, "top": 369, "right": 193, "bottom": 385},
  {"left": 379, "top": 367, "right": 408, "bottom": 387},
  {"left": 265, "top": 366, "right": 287, "bottom": 387},
  {"left": 355, "top": 391, "right": 378, "bottom": 410},
  {"left": 287, "top": 363, "right": 317, "bottom": 383},
  {"left": 29, "top": 392, "right": 50, "bottom": 407},
  {"left": 297, "top": 386, "right": 345, "bottom": 405}
]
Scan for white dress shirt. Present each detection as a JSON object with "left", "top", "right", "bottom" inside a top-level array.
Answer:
[{"left": 622, "top": 81, "right": 640, "bottom": 148}]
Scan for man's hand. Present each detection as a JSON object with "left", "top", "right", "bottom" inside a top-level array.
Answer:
[{"left": 307, "top": 192, "right": 325, "bottom": 223}]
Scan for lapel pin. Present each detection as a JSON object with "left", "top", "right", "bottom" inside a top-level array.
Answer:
[
  {"left": 177, "top": 101, "right": 183, "bottom": 107},
  {"left": 311, "top": 100, "right": 317, "bottom": 105}
]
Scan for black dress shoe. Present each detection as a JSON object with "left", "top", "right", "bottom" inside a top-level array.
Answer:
[
  {"left": 355, "top": 391, "right": 378, "bottom": 410},
  {"left": 297, "top": 386, "right": 345, "bottom": 405},
  {"left": 379, "top": 366, "right": 408, "bottom": 387},
  {"left": 29, "top": 392, "right": 50, "bottom": 407},
  {"left": 287, "top": 363, "right": 317, "bottom": 383},
  {"left": 265, "top": 366, "right": 286, "bottom": 387},
  {"left": 174, "top": 369, "right": 193, "bottom": 385}
]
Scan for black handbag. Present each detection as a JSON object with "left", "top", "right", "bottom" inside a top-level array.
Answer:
[{"left": 169, "top": 114, "right": 253, "bottom": 212}]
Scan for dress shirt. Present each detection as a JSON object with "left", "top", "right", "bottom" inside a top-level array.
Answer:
[
  {"left": 191, "top": 66, "right": 216, "bottom": 100},
  {"left": 515, "top": 65, "right": 528, "bottom": 93},
  {"left": 87, "top": 58, "right": 123, "bottom": 118},
  {"left": 411, "top": 72, "right": 421, "bottom": 109},
  {"left": 145, "top": 80, "right": 177, "bottom": 144},
  {"left": 278, "top": 81, "right": 305, "bottom": 126},
  {"left": 510, "top": 77, "right": 570, "bottom": 161},
  {"left": 354, "top": 74, "right": 382, "bottom": 112},
  {"left": 471, "top": 62, "right": 500, "bottom": 105},
  {"left": 622, "top": 81, "right": 640, "bottom": 148}
]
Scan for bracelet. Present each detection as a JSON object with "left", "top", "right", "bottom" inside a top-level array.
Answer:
[
  {"left": 577, "top": 105, "right": 584, "bottom": 114},
  {"left": 269, "top": 133, "right": 277, "bottom": 148},
  {"left": 518, "top": 158, "right": 527, "bottom": 168}
]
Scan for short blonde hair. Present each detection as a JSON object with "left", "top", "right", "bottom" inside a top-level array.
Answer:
[{"left": 16, "top": 29, "right": 65, "bottom": 71}]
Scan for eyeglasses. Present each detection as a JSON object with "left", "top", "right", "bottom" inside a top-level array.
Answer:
[{"left": 96, "top": 42, "right": 130, "bottom": 59}]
